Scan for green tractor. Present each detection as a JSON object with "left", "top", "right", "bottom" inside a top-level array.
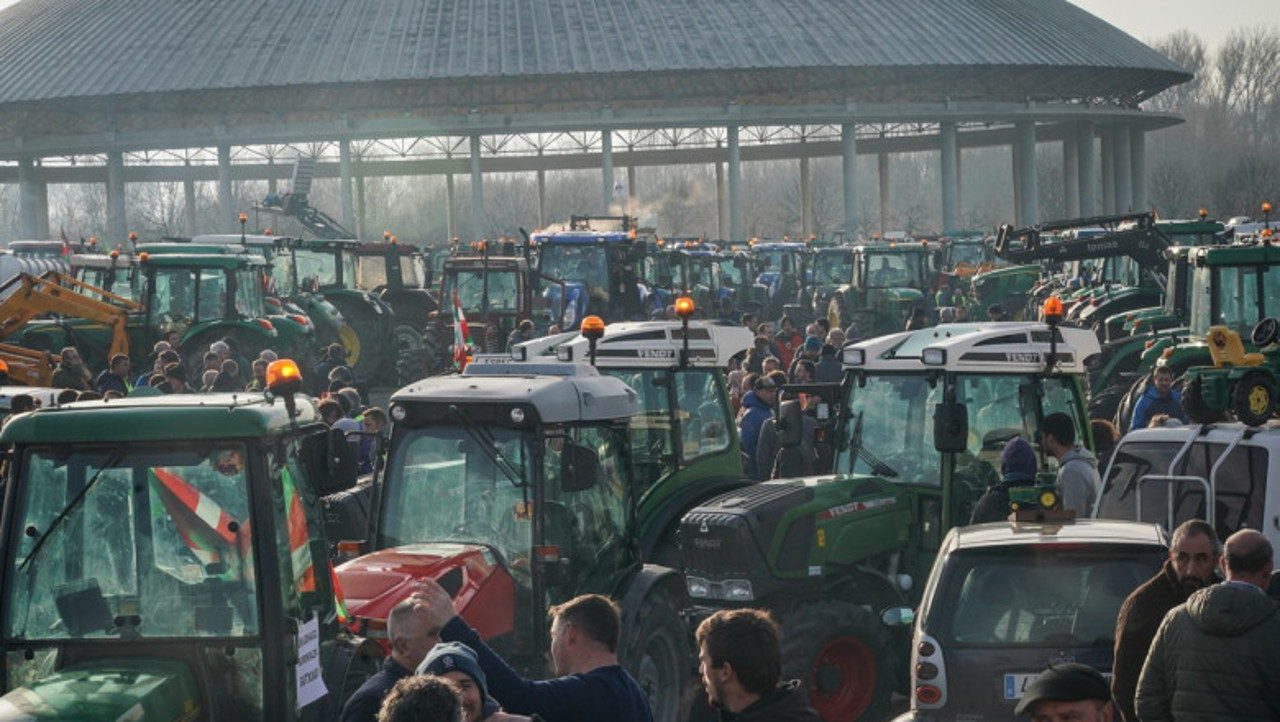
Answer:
[
  {"left": 680, "top": 319, "right": 1101, "bottom": 721},
  {"left": 825, "top": 242, "right": 933, "bottom": 337},
  {"left": 9, "top": 251, "right": 283, "bottom": 377},
  {"left": 1180, "top": 320, "right": 1280, "bottom": 426},
  {"left": 350, "top": 234, "right": 439, "bottom": 384},
  {"left": 0, "top": 362, "right": 381, "bottom": 719}
]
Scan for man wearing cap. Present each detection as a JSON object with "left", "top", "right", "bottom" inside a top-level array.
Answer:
[
  {"left": 1135, "top": 529, "right": 1280, "bottom": 720},
  {"left": 739, "top": 376, "right": 778, "bottom": 480},
  {"left": 419, "top": 642, "right": 530, "bottom": 722},
  {"left": 1015, "top": 662, "right": 1114, "bottom": 721}
]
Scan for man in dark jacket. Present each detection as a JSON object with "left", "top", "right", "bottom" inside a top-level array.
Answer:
[
  {"left": 1136, "top": 529, "right": 1280, "bottom": 721},
  {"left": 1111, "top": 519, "right": 1218, "bottom": 722},
  {"left": 94, "top": 353, "right": 132, "bottom": 395},
  {"left": 969, "top": 436, "right": 1038, "bottom": 524},
  {"left": 696, "top": 608, "right": 819, "bottom": 721},
  {"left": 340, "top": 598, "right": 442, "bottom": 722},
  {"left": 1130, "top": 364, "right": 1188, "bottom": 430},
  {"left": 415, "top": 584, "right": 652, "bottom": 722},
  {"left": 738, "top": 377, "right": 778, "bottom": 480}
]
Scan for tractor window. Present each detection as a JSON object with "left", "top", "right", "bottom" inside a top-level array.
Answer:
[
  {"left": 294, "top": 249, "right": 338, "bottom": 291},
  {"left": 1096, "top": 439, "right": 1265, "bottom": 539},
  {"left": 6, "top": 446, "right": 259, "bottom": 641},
  {"left": 195, "top": 268, "right": 230, "bottom": 323},
  {"left": 545, "top": 424, "right": 629, "bottom": 572},
  {"left": 453, "top": 271, "right": 518, "bottom": 313},
  {"left": 815, "top": 251, "right": 853, "bottom": 284},
  {"left": 1214, "top": 266, "right": 1262, "bottom": 337},
  {"left": 837, "top": 374, "right": 941, "bottom": 484},
  {"left": 606, "top": 370, "right": 676, "bottom": 494},
  {"left": 675, "top": 370, "right": 731, "bottom": 463},
  {"left": 865, "top": 254, "right": 917, "bottom": 288},
  {"left": 149, "top": 268, "right": 194, "bottom": 320},
  {"left": 341, "top": 251, "right": 357, "bottom": 288},
  {"left": 379, "top": 426, "right": 532, "bottom": 566}
]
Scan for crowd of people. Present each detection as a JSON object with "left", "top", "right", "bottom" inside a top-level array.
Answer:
[{"left": 344, "top": 580, "right": 821, "bottom": 722}]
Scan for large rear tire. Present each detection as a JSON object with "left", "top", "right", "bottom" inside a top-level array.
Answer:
[
  {"left": 328, "top": 302, "right": 385, "bottom": 385},
  {"left": 622, "top": 585, "right": 693, "bottom": 722},
  {"left": 1233, "top": 370, "right": 1275, "bottom": 426},
  {"left": 780, "top": 600, "right": 897, "bottom": 722}
]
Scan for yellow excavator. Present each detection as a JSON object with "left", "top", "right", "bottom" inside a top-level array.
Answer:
[{"left": 0, "top": 272, "right": 140, "bottom": 386}]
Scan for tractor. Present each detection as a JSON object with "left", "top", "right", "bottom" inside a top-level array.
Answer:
[
  {"left": 680, "top": 312, "right": 1101, "bottom": 721},
  {"left": 0, "top": 360, "right": 381, "bottom": 720}
]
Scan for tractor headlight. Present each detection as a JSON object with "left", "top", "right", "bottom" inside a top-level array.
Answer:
[
  {"left": 721, "top": 579, "right": 755, "bottom": 601},
  {"left": 842, "top": 347, "right": 865, "bottom": 366},
  {"left": 922, "top": 348, "right": 946, "bottom": 366},
  {"left": 686, "top": 576, "right": 710, "bottom": 599}
]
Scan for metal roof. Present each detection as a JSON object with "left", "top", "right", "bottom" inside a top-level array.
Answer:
[
  {"left": 0, "top": 0, "right": 1188, "bottom": 108},
  {"left": 948, "top": 518, "right": 1169, "bottom": 550}
]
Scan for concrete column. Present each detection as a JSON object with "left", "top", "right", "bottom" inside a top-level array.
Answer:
[
  {"left": 338, "top": 139, "right": 355, "bottom": 232},
  {"left": 716, "top": 161, "right": 727, "bottom": 240},
  {"left": 217, "top": 144, "right": 233, "bottom": 231},
  {"left": 1113, "top": 125, "right": 1132, "bottom": 213},
  {"left": 183, "top": 162, "right": 197, "bottom": 237},
  {"left": 535, "top": 168, "right": 546, "bottom": 229},
  {"left": 355, "top": 173, "right": 367, "bottom": 241},
  {"left": 267, "top": 157, "right": 278, "bottom": 196},
  {"left": 107, "top": 150, "right": 127, "bottom": 243},
  {"left": 940, "top": 122, "right": 958, "bottom": 233},
  {"left": 1101, "top": 129, "right": 1116, "bottom": 214},
  {"left": 601, "top": 130, "right": 614, "bottom": 213},
  {"left": 1011, "top": 141, "right": 1023, "bottom": 228},
  {"left": 627, "top": 164, "right": 637, "bottom": 218},
  {"left": 1016, "top": 121, "right": 1038, "bottom": 227},
  {"left": 799, "top": 155, "right": 812, "bottom": 236},
  {"left": 1130, "top": 127, "right": 1147, "bottom": 211},
  {"left": 841, "top": 123, "right": 857, "bottom": 238},
  {"left": 17, "top": 159, "right": 46, "bottom": 239},
  {"left": 728, "top": 126, "right": 743, "bottom": 240},
  {"left": 1076, "top": 121, "right": 1097, "bottom": 217},
  {"left": 955, "top": 143, "right": 963, "bottom": 222},
  {"left": 445, "top": 173, "right": 457, "bottom": 240},
  {"left": 469, "top": 134, "right": 484, "bottom": 240},
  {"left": 878, "top": 150, "right": 889, "bottom": 237},
  {"left": 1063, "top": 135, "right": 1080, "bottom": 218}
]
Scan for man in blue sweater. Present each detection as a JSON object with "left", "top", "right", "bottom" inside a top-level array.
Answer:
[
  {"left": 415, "top": 581, "right": 653, "bottom": 722},
  {"left": 1130, "top": 364, "right": 1188, "bottom": 430}
]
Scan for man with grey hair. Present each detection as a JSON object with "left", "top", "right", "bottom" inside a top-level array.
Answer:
[
  {"left": 1136, "top": 529, "right": 1280, "bottom": 720},
  {"left": 1111, "top": 519, "right": 1219, "bottom": 722},
  {"left": 341, "top": 598, "right": 442, "bottom": 722}
]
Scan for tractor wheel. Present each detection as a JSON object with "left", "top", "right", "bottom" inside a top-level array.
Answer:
[
  {"left": 392, "top": 322, "right": 426, "bottom": 385},
  {"left": 780, "top": 600, "right": 897, "bottom": 721},
  {"left": 1232, "top": 371, "right": 1275, "bottom": 426},
  {"left": 330, "top": 303, "right": 385, "bottom": 385},
  {"left": 420, "top": 324, "right": 452, "bottom": 377},
  {"left": 1183, "top": 376, "right": 1209, "bottom": 424},
  {"left": 622, "top": 585, "right": 693, "bottom": 722}
]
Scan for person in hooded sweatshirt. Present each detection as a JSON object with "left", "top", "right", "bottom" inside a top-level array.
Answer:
[
  {"left": 738, "top": 376, "right": 778, "bottom": 480},
  {"left": 1039, "top": 412, "right": 1100, "bottom": 518},
  {"left": 696, "top": 608, "right": 819, "bottom": 722},
  {"left": 1136, "top": 529, "right": 1280, "bottom": 721},
  {"left": 969, "top": 436, "right": 1039, "bottom": 524}
]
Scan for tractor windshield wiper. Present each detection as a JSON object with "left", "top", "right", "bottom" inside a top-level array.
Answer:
[
  {"left": 447, "top": 405, "right": 525, "bottom": 489},
  {"left": 847, "top": 411, "right": 898, "bottom": 479},
  {"left": 19, "top": 453, "right": 122, "bottom": 573}
]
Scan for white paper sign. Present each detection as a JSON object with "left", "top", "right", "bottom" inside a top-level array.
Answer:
[{"left": 296, "top": 615, "right": 329, "bottom": 710}]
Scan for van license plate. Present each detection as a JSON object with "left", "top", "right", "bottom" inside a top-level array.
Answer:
[{"left": 1003, "top": 673, "right": 1038, "bottom": 700}]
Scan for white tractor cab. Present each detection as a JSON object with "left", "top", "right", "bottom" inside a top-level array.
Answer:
[
  {"left": 893, "top": 518, "right": 1167, "bottom": 720},
  {"left": 508, "top": 318, "right": 755, "bottom": 565},
  {"left": 1095, "top": 422, "right": 1280, "bottom": 548}
]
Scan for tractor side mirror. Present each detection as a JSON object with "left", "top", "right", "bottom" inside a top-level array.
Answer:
[
  {"left": 933, "top": 402, "right": 969, "bottom": 453},
  {"left": 560, "top": 442, "right": 601, "bottom": 493},
  {"left": 303, "top": 428, "right": 359, "bottom": 495},
  {"left": 776, "top": 399, "right": 803, "bottom": 448}
]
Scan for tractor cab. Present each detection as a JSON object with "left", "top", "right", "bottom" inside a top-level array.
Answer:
[{"left": 0, "top": 363, "right": 378, "bottom": 720}]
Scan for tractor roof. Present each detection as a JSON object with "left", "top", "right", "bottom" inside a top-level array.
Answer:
[
  {"left": 1191, "top": 242, "right": 1280, "bottom": 266},
  {"left": 516, "top": 320, "right": 752, "bottom": 368},
  {"left": 531, "top": 230, "right": 634, "bottom": 244},
  {"left": 852, "top": 242, "right": 932, "bottom": 254},
  {"left": 391, "top": 363, "right": 638, "bottom": 423},
  {"left": 844, "top": 322, "right": 1101, "bottom": 375},
  {"left": 140, "top": 252, "right": 268, "bottom": 269},
  {"left": 0, "top": 392, "right": 321, "bottom": 444}
]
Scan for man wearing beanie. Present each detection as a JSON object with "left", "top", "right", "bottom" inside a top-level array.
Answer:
[
  {"left": 418, "top": 642, "right": 531, "bottom": 722},
  {"left": 969, "top": 436, "right": 1039, "bottom": 524}
]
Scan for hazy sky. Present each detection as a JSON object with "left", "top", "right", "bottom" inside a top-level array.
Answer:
[
  {"left": 1067, "top": 0, "right": 1269, "bottom": 47},
  {"left": 0, "top": 0, "right": 1269, "bottom": 50}
]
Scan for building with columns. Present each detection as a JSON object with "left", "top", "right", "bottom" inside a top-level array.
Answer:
[{"left": 0, "top": 0, "right": 1190, "bottom": 242}]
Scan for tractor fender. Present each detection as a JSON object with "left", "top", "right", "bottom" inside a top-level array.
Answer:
[{"left": 615, "top": 563, "right": 689, "bottom": 636}]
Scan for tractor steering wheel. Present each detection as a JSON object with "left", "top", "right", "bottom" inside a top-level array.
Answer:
[{"left": 1251, "top": 317, "right": 1280, "bottom": 348}]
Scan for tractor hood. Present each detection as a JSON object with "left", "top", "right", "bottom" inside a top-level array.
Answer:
[
  {"left": 336, "top": 542, "right": 515, "bottom": 639},
  {"left": 873, "top": 287, "right": 924, "bottom": 303},
  {"left": 681, "top": 474, "right": 911, "bottom": 604},
  {"left": 0, "top": 658, "right": 200, "bottom": 721}
]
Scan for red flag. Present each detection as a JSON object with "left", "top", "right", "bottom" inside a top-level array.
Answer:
[{"left": 452, "top": 291, "right": 473, "bottom": 369}]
